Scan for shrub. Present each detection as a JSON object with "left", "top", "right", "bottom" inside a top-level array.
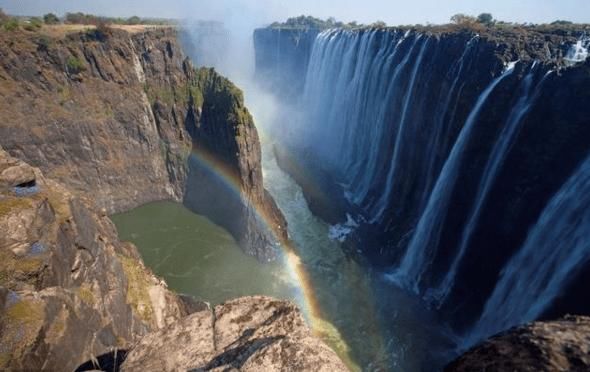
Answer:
[
  {"left": 3, "top": 19, "right": 19, "bottom": 31},
  {"left": 127, "top": 16, "right": 141, "bottom": 25},
  {"left": 43, "top": 13, "right": 60, "bottom": 25},
  {"left": 477, "top": 13, "right": 495, "bottom": 26},
  {"left": 85, "top": 20, "right": 112, "bottom": 41},
  {"left": 66, "top": 56, "right": 85, "bottom": 74},
  {"left": 370, "top": 21, "right": 387, "bottom": 28},
  {"left": 23, "top": 17, "right": 43, "bottom": 31},
  {"left": 36, "top": 35, "right": 52, "bottom": 51},
  {"left": 551, "top": 20, "right": 574, "bottom": 26},
  {"left": 450, "top": 13, "right": 477, "bottom": 25}
]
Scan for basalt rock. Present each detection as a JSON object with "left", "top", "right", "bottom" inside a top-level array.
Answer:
[
  {"left": 121, "top": 296, "right": 348, "bottom": 372},
  {"left": 0, "top": 27, "right": 286, "bottom": 261},
  {"left": 0, "top": 147, "right": 187, "bottom": 371},
  {"left": 446, "top": 316, "right": 590, "bottom": 372}
]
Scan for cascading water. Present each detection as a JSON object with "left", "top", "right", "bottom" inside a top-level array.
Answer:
[
  {"left": 388, "top": 63, "right": 516, "bottom": 292},
  {"left": 425, "top": 63, "right": 552, "bottom": 306},
  {"left": 565, "top": 35, "right": 589, "bottom": 66},
  {"left": 465, "top": 151, "right": 590, "bottom": 347},
  {"left": 279, "top": 25, "right": 590, "bottom": 354},
  {"left": 299, "top": 29, "right": 487, "bottom": 225}
]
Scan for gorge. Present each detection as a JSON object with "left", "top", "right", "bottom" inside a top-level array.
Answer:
[
  {"left": 0, "top": 8, "right": 590, "bottom": 372},
  {"left": 253, "top": 21, "right": 590, "bottom": 369}
]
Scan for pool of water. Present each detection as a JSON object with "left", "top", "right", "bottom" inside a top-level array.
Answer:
[{"left": 111, "top": 201, "right": 298, "bottom": 305}]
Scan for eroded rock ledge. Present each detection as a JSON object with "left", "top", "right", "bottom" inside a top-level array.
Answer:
[
  {"left": 446, "top": 316, "right": 590, "bottom": 371},
  {"left": 122, "top": 296, "right": 348, "bottom": 372}
]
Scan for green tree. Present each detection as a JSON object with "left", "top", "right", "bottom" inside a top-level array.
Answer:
[
  {"left": 43, "top": 13, "right": 60, "bottom": 24},
  {"left": 477, "top": 13, "right": 495, "bottom": 26},
  {"left": 551, "top": 20, "right": 573, "bottom": 25},
  {"left": 127, "top": 16, "right": 141, "bottom": 25}
]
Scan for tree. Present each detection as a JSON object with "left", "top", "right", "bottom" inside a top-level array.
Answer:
[
  {"left": 477, "top": 13, "right": 495, "bottom": 26},
  {"left": 371, "top": 21, "right": 387, "bottom": 28},
  {"left": 127, "top": 16, "right": 141, "bottom": 25},
  {"left": 450, "top": 13, "right": 477, "bottom": 25},
  {"left": 551, "top": 20, "right": 573, "bottom": 25},
  {"left": 43, "top": 13, "right": 60, "bottom": 24}
]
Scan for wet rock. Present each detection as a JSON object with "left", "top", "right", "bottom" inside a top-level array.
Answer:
[
  {"left": 122, "top": 296, "right": 348, "bottom": 372},
  {"left": 446, "top": 316, "right": 590, "bottom": 372}
]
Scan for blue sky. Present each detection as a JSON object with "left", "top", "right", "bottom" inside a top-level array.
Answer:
[{"left": 1, "top": 0, "right": 588, "bottom": 25}]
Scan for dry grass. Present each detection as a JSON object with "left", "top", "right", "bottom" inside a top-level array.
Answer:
[{"left": 40, "top": 24, "right": 174, "bottom": 38}]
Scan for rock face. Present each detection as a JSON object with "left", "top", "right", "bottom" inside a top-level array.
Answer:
[
  {"left": 446, "top": 316, "right": 590, "bottom": 371},
  {"left": 0, "top": 27, "right": 285, "bottom": 261},
  {"left": 0, "top": 147, "right": 187, "bottom": 370},
  {"left": 0, "top": 148, "right": 344, "bottom": 371},
  {"left": 122, "top": 296, "right": 348, "bottom": 372},
  {"left": 182, "top": 68, "right": 287, "bottom": 261}
]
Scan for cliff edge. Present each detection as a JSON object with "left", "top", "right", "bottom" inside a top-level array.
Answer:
[{"left": 0, "top": 26, "right": 285, "bottom": 261}]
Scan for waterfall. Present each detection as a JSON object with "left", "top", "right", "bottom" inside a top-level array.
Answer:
[
  {"left": 465, "top": 152, "right": 590, "bottom": 346},
  {"left": 369, "top": 38, "right": 430, "bottom": 222},
  {"left": 279, "top": 27, "right": 590, "bottom": 350},
  {"left": 300, "top": 30, "right": 488, "bottom": 225},
  {"left": 565, "top": 35, "right": 589, "bottom": 66},
  {"left": 426, "top": 63, "right": 551, "bottom": 307},
  {"left": 388, "top": 65, "right": 516, "bottom": 293}
]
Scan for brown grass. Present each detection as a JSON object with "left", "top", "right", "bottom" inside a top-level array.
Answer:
[{"left": 40, "top": 24, "right": 174, "bottom": 38}]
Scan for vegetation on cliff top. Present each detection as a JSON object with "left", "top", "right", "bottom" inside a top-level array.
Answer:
[
  {"left": 266, "top": 13, "right": 589, "bottom": 35},
  {"left": 0, "top": 8, "right": 174, "bottom": 36}
]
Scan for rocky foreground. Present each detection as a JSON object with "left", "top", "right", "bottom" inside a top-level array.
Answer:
[
  {"left": 0, "top": 147, "right": 346, "bottom": 371},
  {"left": 446, "top": 316, "right": 590, "bottom": 371}
]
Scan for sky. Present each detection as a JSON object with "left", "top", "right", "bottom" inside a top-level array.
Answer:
[{"left": 1, "top": 0, "right": 589, "bottom": 26}]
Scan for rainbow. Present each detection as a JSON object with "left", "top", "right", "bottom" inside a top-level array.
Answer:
[
  {"left": 189, "top": 145, "right": 322, "bottom": 321},
  {"left": 190, "top": 145, "right": 362, "bottom": 370}
]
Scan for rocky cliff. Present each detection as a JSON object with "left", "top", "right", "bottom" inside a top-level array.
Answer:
[
  {"left": 121, "top": 296, "right": 347, "bottom": 372},
  {"left": 0, "top": 147, "right": 187, "bottom": 370},
  {"left": 0, "top": 147, "right": 345, "bottom": 371},
  {"left": 0, "top": 26, "right": 285, "bottom": 261},
  {"left": 446, "top": 316, "right": 590, "bottom": 371}
]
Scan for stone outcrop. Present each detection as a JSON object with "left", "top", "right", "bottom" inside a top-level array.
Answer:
[
  {"left": 0, "top": 26, "right": 285, "bottom": 261},
  {"left": 446, "top": 316, "right": 590, "bottom": 371},
  {"left": 121, "top": 296, "right": 348, "bottom": 372},
  {"left": 0, "top": 147, "right": 187, "bottom": 371}
]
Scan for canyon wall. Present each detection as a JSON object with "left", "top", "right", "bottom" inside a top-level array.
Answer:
[
  {"left": 0, "top": 146, "right": 345, "bottom": 372},
  {"left": 254, "top": 24, "right": 590, "bottom": 343},
  {"left": 0, "top": 27, "right": 285, "bottom": 261},
  {"left": 0, "top": 146, "right": 188, "bottom": 370}
]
